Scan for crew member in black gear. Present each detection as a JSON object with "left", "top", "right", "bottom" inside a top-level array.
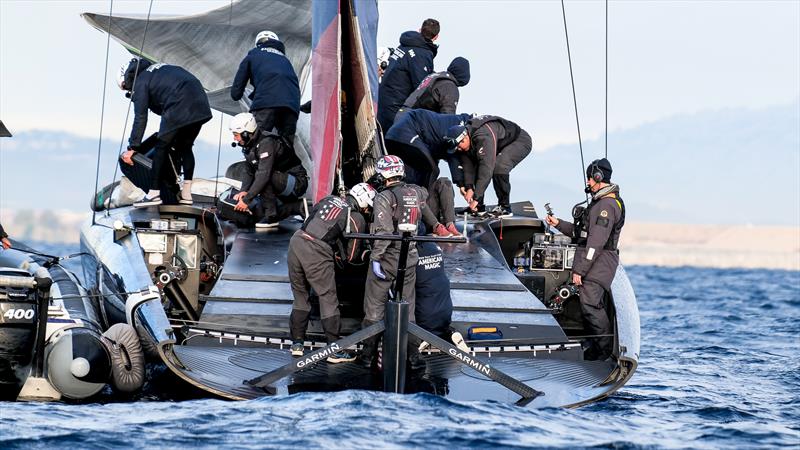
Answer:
[
  {"left": 446, "top": 115, "right": 533, "bottom": 218},
  {"left": 545, "top": 158, "right": 625, "bottom": 361},
  {"left": 385, "top": 109, "right": 473, "bottom": 236},
  {"left": 359, "top": 155, "right": 433, "bottom": 367},
  {"left": 119, "top": 58, "right": 212, "bottom": 207},
  {"left": 377, "top": 19, "right": 440, "bottom": 132},
  {"left": 229, "top": 113, "right": 308, "bottom": 228},
  {"left": 395, "top": 56, "right": 470, "bottom": 121},
  {"left": 231, "top": 30, "right": 301, "bottom": 147},
  {"left": 0, "top": 222, "right": 11, "bottom": 250},
  {"left": 287, "top": 183, "right": 375, "bottom": 363}
]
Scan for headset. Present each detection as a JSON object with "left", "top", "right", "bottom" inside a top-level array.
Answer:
[{"left": 588, "top": 160, "right": 604, "bottom": 183}]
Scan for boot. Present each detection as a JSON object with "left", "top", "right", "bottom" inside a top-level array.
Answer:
[{"left": 357, "top": 319, "right": 379, "bottom": 369}]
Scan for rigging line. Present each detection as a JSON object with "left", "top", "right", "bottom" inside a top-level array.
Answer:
[
  {"left": 106, "top": 0, "right": 155, "bottom": 214},
  {"left": 605, "top": 0, "right": 608, "bottom": 159},
  {"left": 560, "top": 0, "right": 588, "bottom": 197},
  {"left": 92, "top": 0, "right": 114, "bottom": 225},
  {"left": 213, "top": 0, "right": 234, "bottom": 207}
]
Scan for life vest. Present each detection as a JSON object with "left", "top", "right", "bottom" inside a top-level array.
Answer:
[
  {"left": 402, "top": 72, "right": 457, "bottom": 111},
  {"left": 467, "top": 115, "right": 522, "bottom": 151}
]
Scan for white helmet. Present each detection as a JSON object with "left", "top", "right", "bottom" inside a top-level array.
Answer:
[
  {"left": 255, "top": 30, "right": 279, "bottom": 46},
  {"left": 349, "top": 183, "right": 377, "bottom": 209},
  {"left": 375, "top": 155, "right": 405, "bottom": 179},
  {"left": 229, "top": 113, "right": 257, "bottom": 134}
]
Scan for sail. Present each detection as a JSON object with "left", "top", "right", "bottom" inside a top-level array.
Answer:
[
  {"left": 311, "top": 0, "right": 381, "bottom": 201},
  {"left": 82, "top": 0, "right": 312, "bottom": 116}
]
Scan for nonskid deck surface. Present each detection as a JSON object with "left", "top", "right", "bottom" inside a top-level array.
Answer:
[{"left": 170, "top": 345, "right": 615, "bottom": 406}]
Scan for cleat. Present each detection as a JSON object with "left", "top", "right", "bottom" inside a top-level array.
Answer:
[{"left": 451, "top": 331, "right": 469, "bottom": 352}]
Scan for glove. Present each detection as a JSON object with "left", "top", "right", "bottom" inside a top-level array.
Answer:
[
  {"left": 372, "top": 261, "right": 386, "bottom": 280},
  {"left": 432, "top": 223, "right": 452, "bottom": 237}
]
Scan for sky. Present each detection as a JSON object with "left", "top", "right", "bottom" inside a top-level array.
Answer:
[{"left": 0, "top": 0, "right": 799, "bottom": 223}]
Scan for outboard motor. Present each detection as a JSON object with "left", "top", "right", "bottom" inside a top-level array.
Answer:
[{"left": 0, "top": 268, "right": 48, "bottom": 401}]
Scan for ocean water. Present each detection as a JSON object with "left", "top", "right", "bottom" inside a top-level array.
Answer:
[{"left": 1, "top": 242, "right": 798, "bottom": 449}]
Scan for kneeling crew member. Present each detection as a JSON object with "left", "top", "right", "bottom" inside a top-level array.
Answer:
[
  {"left": 288, "top": 183, "right": 376, "bottom": 363},
  {"left": 446, "top": 115, "right": 533, "bottom": 218},
  {"left": 229, "top": 112, "right": 308, "bottom": 228},
  {"left": 545, "top": 158, "right": 625, "bottom": 361},
  {"left": 360, "top": 155, "right": 432, "bottom": 366}
]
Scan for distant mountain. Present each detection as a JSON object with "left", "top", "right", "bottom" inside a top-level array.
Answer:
[
  {"left": 1, "top": 101, "right": 798, "bottom": 225},
  {"left": 511, "top": 100, "right": 800, "bottom": 226},
  {"left": 0, "top": 131, "right": 240, "bottom": 212}
]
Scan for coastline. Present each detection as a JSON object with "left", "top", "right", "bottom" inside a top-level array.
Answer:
[{"left": 0, "top": 210, "right": 797, "bottom": 271}]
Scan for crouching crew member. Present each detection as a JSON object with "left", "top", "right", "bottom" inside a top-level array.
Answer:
[
  {"left": 385, "top": 109, "right": 474, "bottom": 236},
  {"left": 119, "top": 58, "right": 212, "bottom": 207},
  {"left": 288, "top": 183, "right": 376, "bottom": 363},
  {"left": 545, "top": 158, "right": 625, "bottom": 361},
  {"left": 231, "top": 31, "right": 301, "bottom": 147},
  {"left": 446, "top": 115, "right": 533, "bottom": 218},
  {"left": 359, "top": 155, "right": 432, "bottom": 367},
  {"left": 395, "top": 56, "right": 470, "bottom": 121},
  {"left": 229, "top": 112, "right": 308, "bottom": 228}
]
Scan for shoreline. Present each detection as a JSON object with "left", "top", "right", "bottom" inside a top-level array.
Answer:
[{"left": 1, "top": 210, "right": 797, "bottom": 271}]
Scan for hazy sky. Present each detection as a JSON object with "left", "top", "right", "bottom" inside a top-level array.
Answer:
[{"left": 1, "top": 0, "right": 797, "bottom": 152}]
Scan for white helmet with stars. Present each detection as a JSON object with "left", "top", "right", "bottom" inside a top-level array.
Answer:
[
  {"left": 375, "top": 155, "right": 405, "bottom": 179},
  {"left": 349, "top": 183, "right": 376, "bottom": 209}
]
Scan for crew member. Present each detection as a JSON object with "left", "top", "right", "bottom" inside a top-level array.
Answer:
[
  {"left": 377, "top": 19, "right": 440, "bottom": 132},
  {"left": 231, "top": 31, "right": 301, "bottom": 147},
  {"left": 395, "top": 56, "right": 470, "bottom": 121},
  {"left": 545, "top": 158, "right": 625, "bottom": 361},
  {"left": 0, "top": 222, "right": 10, "bottom": 250},
  {"left": 229, "top": 112, "right": 308, "bottom": 228},
  {"left": 119, "top": 58, "right": 212, "bottom": 207},
  {"left": 446, "top": 115, "right": 533, "bottom": 217},
  {"left": 359, "top": 155, "right": 432, "bottom": 367},
  {"left": 288, "top": 183, "right": 376, "bottom": 363},
  {"left": 385, "top": 109, "right": 473, "bottom": 235}
]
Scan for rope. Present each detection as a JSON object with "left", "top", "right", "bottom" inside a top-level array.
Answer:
[
  {"left": 213, "top": 0, "right": 235, "bottom": 206},
  {"left": 106, "top": 0, "right": 155, "bottom": 213},
  {"left": 92, "top": 0, "right": 114, "bottom": 224},
  {"left": 560, "top": 0, "right": 588, "bottom": 198},
  {"left": 605, "top": 0, "right": 608, "bottom": 159}
]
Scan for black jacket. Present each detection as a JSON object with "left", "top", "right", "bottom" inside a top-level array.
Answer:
[
  {"left": 240, "top": 131, "right": 304, "bottom": 203},
  {"left": 385, "top": 110, "right": 471, "bottom": 187},
  {"left": 459, "top": 115, "right": 522, "bottom": 199},
  {"left": 402, "top": 57, "right": 470, "bottom": 115},
  {"left": 377, "top": 31, "right": 438, "bottom": 131},
  {"left": 128, "top": 62, "right": 212, "bottom": 148},
  {"left": 231, "top": 40, "right": 300, "bottom": 113}
]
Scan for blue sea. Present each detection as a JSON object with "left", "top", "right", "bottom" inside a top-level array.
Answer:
[{"left": 1, "top": 242, "right": 798, "bottom": 449}]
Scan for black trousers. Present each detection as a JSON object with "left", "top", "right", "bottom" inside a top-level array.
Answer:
[
  {"left": 252, "top": 107, "right": 299, "bottom": 147},
  {"left": 149, "top": 121, "right": 204, "bottom": 190},
  {"left": 492, "top": 129, "right": 532, "bottom": 207},
  {"left": 579, "top": 279, "right": 613, "bottom": 359}
]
